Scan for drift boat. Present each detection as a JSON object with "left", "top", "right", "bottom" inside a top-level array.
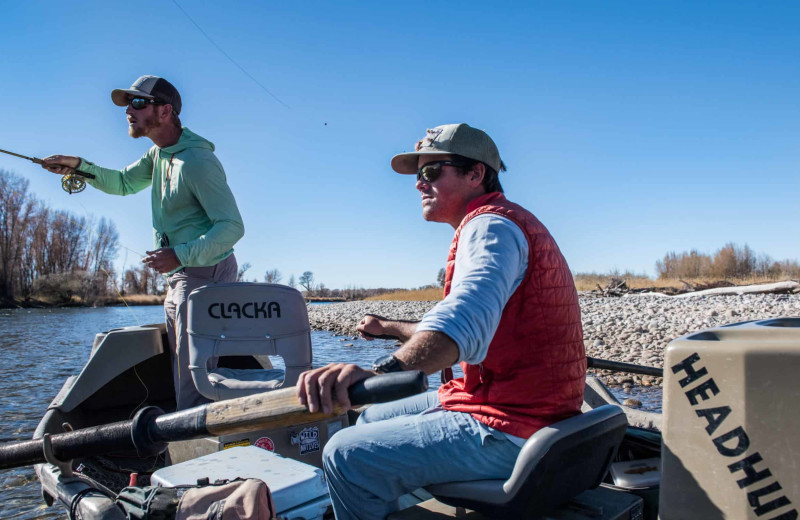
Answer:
[{"left": 2, "top": 282, "right": 797, "bottom": 519}]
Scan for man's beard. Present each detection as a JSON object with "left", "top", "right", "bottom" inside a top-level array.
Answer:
[{"left": 129, "top": 112, "right": 162, "bottom": 138}]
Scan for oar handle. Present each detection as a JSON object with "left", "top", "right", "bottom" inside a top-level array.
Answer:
[
  {"left": 199, "top": 371, "right": 428, "bottom": 437},
  {"left": 349, "top": 370, "right": 427, "bottom": 406}
]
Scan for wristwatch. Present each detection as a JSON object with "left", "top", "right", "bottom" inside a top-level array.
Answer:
[{"left": 372, "top": 354, "right": 403, "bottom": 374}]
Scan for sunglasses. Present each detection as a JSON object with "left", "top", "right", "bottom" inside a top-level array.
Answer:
[
  {"left": 416, "top": 161, "right": 466, "bottom": 183},
  {"left": 128, "top": 97, "right": 163, "bottom": 110}
]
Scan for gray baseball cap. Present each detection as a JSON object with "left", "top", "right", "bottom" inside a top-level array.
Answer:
[
  {"left": 111, "top": 75, "right": 182, "bottom": 115},
  {"left": 391, "top": 123, "right": 502, "bottom": 174}
]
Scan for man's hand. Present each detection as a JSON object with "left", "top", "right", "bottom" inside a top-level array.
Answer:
[
  {"left": 41, "top": 155, "right": 81, "bottom": 175},
  {"left": 357, "top": 314, "right": 388, "bottom": 340},
  {"left": 296, "top": 363, "right": 375, "bottom": 414},
  {"left": 143, "top": 248, "right": 181, "bottom": 274}
]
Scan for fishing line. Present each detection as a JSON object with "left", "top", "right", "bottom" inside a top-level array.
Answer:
[
  {"left": 74, "top": 200, "right": 162, "bottom": 420},
  {"left": 76, "top": 199, "right": 144, "bottom": 328},
  {"left": 170, "top": 0, "right": 290, "bottom": 109}
]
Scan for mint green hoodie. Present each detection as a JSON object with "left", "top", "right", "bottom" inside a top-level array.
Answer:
[{"left": 80, "top": 128, "right": 244, "bottom": 268}]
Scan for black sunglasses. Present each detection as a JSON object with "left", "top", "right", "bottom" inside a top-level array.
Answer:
[
  {"left": 416, "top": 161, "right": 466, "bottom": 183},
  {"left": 128, "top": 97, "right": 164, "bottom": 110}
]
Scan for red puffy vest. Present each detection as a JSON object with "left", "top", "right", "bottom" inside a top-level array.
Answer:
[{"left": 438, "top": 192, "right": 586, "bottom": 438}]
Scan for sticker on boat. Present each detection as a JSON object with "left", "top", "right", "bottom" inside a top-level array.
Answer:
[
  {"left": 223, "top": 439, "right": 251, "bottom": 449},
  {"left": 291, "top": 427, "right": 320, "bottom": 455},
  {"left": 254, "top": 436, "right": 275, "bottom": 452}
]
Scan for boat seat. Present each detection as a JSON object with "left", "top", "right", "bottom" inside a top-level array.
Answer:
[
  {"left": 187, "top": 282, "right": 313, "bottom": 401},
  {"left": 424, "top": 405, "right": 628, "bottom": 519}
]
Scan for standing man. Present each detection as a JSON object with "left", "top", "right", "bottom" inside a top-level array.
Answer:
[
  {"left": 42, "top": 75, "right": 245, "bottom": 410},
  {"left": 297, "top": 123, "right": 586, "bottom": 519}
]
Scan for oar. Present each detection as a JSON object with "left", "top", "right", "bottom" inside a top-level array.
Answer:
[
  {"left": 587, "top": 357, "right": 663, "bottom": 377},
  {"left": 361, "top": 331, "right": 663, "bottom": 378},
  {"left": 0, "top": 371, "right": 428, "bottom": 470}
]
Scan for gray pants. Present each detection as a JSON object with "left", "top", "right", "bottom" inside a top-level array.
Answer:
[{"left": 164, "top": 254, "right": 238, "bottom": 410}]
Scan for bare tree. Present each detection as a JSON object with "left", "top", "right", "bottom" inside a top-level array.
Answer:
[
  {"left": 437, "top": 268, "right": 446, "bottom": 287},
  {"left": 0, "top": 170, "right": 123, "bottom": 304},
  {"left": 0, "top": 170, "right": 35, "bottom": 300},
  {"left": 237, "top": 262, "right": 252, "bottom": 282},
  {"left": 287, "top": 274, "right": 296, "bottom": 288},
  {"left": 299, "top": 271, "right": 314, "bottom": 294},
  {"left": 264, "top": 268, "right": 282, "bottom": 284}
]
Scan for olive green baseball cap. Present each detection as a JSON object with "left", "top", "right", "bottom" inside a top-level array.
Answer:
[{"left": 391, "top": 123, "right": 502, "bottom": 174}]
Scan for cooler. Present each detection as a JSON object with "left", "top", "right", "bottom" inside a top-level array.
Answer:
[
  {"left": 152, "top": 446, "right": 330, "bottom": 520},
  {"left": 660, "top": 317, "right": 800, "bottom": 520}
]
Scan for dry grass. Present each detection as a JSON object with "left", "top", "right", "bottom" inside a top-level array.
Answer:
[
  {"left": 364, "top": 287, "right": 444, "bottom": 301},
  {"left": 574, "top": 273, "right": 792, "bottom": 292},
  {"left": 107, "top": 294, "right": 165, "bottom": 305},
  {"left": 574, "top": 273, "right": 672, "bottom": 292}
]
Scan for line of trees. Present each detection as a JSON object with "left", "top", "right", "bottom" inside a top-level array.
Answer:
[
  {"left": 0, "top": 169, "right": 121, "bottom": 304},
  {"left": 254, "top": 267, "right": 418, "bottom": 300},
  {"left": 656, "top": 242, "right": 800, "bottom": 280}
]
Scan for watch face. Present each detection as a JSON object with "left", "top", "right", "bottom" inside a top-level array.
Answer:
[{"left": 372, "top": 355, "right": 401, "bottom": 373}]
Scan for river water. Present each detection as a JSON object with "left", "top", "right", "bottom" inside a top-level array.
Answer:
[{"left": 0, "top": 306, "right": 662, "bottom": 518}]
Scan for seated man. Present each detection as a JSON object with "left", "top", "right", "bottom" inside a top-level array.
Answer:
[{"left": 296, "top": 123, "right": 586, "bottom": 520}]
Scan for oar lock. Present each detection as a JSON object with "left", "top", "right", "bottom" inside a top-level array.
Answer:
[
  {"left": 41, "top": 433, "right": 73, "bottom": 477},
  {"left": 40, "top": 408, "right": 168, "bottom": 477},
  {"left": 130, "top": 406, "right": 169, "bottom": 458}
]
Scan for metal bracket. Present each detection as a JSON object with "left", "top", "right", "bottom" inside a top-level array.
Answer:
[{"left": 42, "top": 433, "right": 73, "bottom": 477}]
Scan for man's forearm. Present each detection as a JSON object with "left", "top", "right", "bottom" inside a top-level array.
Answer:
[
  {"left": 394, "top": 330, "right": 459, "bottom": 375},
  {"left": 382, "top": 320, "right": 419, "bottom": 342}
]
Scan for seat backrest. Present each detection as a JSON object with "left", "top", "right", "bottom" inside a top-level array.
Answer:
[
  {"left": 427, "top": 405, "right": 628, "bottom": 518},
  {"left": 187, "top": 282, "right": 312, "bottom": 400}
]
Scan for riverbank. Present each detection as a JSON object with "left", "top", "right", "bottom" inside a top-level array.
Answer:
[
  {"left": 307, "top": 293, "right": 800, "bottom": 388},
  {"left": 0, "top": 294, "right": 165, "bottom": 309}
]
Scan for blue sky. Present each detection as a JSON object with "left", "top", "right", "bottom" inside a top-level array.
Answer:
[{"left": 1, "top": 1, "right": 798, "bottom": 289}]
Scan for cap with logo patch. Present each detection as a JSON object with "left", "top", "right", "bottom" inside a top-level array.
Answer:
[
  {"left": 111, "top": 75, "right": 182, "bottom": 115},
  {"left": 391, "top": 123, "right": 501, "bottom": 175}
]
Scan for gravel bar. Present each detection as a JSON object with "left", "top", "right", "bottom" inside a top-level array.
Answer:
[{"left": 307, "top": 293, "right": 800, "bottom": 387}]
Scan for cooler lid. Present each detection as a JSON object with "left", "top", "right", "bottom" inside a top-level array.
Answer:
[
  {"left": 609, "top": 457, "right": 661, "bottom": 488},
  {"left": 151, "top": 446, "right": 328, "bottom": 512}
]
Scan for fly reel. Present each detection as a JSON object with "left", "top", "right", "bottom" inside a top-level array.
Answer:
[{"left": 61, "top": 173, "right": 87, "bottom": 194}]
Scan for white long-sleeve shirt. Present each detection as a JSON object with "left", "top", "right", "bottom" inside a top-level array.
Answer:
[{"left": 417, "top": 213, "right": 529, "bottom": 364}]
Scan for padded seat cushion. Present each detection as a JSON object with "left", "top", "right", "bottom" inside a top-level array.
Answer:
[{"left": 208, "top": 368, "right": 285, "bottom": 391}]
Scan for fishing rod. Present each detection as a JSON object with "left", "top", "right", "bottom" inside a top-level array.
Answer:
[
  {"left": 0, "top": 370, "right": 428, "bottom": 470},
  {"left": 0, "top": 147, "right": 96, "bottom": 194}
]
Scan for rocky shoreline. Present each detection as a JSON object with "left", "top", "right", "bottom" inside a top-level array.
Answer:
[{"left": 307, "top": 293, "right": 800, "bottom": 388}]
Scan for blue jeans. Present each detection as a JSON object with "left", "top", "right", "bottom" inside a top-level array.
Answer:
[{"left": 322, "top": 391, "right": 521, "bottom": 520}]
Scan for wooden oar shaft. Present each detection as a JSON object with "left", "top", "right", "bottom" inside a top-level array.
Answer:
[
  {"left": 204, "top": 387, "right": 345, "bottom": 435},
  {"left": 587, "top": 356, "right": 663, "bottom": 377}
]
